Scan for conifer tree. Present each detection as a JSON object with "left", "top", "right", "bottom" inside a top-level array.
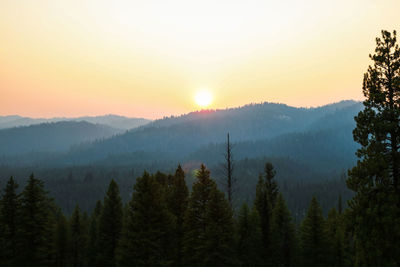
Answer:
[
  {"left": 117, "top": 172, "right": 174, "bottom": 267},
  {"left": 299, "top": 197, "right": 328, "bottom": 267},
  {"left": 54, "top": 210, "right": 70, "bottom": 267},
  {"left": 326, "top": 208, "right": 348, "bottom": 267},
  {"left": 167, "top": 165, "right": 189, "bottom": 267},
  {"left": 204, "top": 187, "right": 236, "bottom": 266},
  {"left": 70, "top": 205, "right": 87, "bottom": 267},
  {"left": 183, "top": 164, "right": 235, "bottom": 267},
  {"left": 347, "top": 30, "right": 400, "bottom": 265},
  {"left": 97, "top": 179, "right": 123, "bottom": 267},
  {"left": 254, "top": 162, "right": 278, "bottom": 251},
  {"left": 270, "top": 193, "right": 297, "bottom": 267},
  {"left": 236, "top": 203, "right": 263, "bottom": 267},
  {"left": 17, "top": 174, "right": 56, "bottom": 267},
  {"left": 0, "top": 176, "right": 20, "bottom": 266},
  {"left": 87, "top": 200, "right": 102, "bottom": 266}
]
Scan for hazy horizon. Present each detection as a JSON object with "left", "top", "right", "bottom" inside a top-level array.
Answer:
[
  {"left": 1, "top": 0, "right": 399, "bottom": 119},
  {"left": 0, "top": 98, "right": 360, "bottom": 120}
]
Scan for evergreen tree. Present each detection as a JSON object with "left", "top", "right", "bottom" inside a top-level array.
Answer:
[
  {"left": 236, "top": 203, "right": 263, "bottom": 267},
  {"left": 254, "top": 162, "right": 278, "bottom": 251},
  {"left": 0, "top": 176, "right": 20, "bottom": 266},
  {"left": 183, "top": 164, "right": 235, "bottom": 267},
  {"left": 204, "top": 187, "right": 236, "bottom": 266},
  {"left": 116, "top": 172, "right": 174, "bottom": 267},
  {"left": 54, "top": 210, "right": 70, "bottom": 267},
  {"left": 87, "top": 200, "right": 102, "bottom": 266},
  {"left": 299, "top": 197, "right": 328, "bottom": 267},
  {"left": 326, "top": 208, "right": 348, "bottom": 267},
  {"left": 70, "top": 205, "right": 87, "bottom": 267},
  {"left": 97, "top": 179, "right": 123, "bottom": 267},
  {"left": 167, "top": 165, "right": 189, "bottom": 267},
  {"left": 347, "top": 30, "right": 400, "bottom": 266},
  {"left": 17, "top": 174, "right": 56, "bottom": 267},
  {"left": 270, "top": 194, "right": 297, "bottom": 267}
]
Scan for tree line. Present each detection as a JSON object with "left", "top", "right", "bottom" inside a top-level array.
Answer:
[{"left": 0, "top": 163, "right": 351, "bottom": 267}]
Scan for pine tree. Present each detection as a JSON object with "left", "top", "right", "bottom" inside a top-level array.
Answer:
[
  {"left": 54, "top": 210, "right": 70, "bottom": 267},
  {"left": 347, "top": 30, "right": 400, "bottom": 265},
  {"left": 17, "top": 173, "right": 56, "bottom": 267},
  {"left": 87, "top": 200, "right": 102, "bottom": 266},
  {"left": 183, "top": 164, "right": 235, "bottom": 267},
  {"left": 236, "top": 203, "right": 263, "bottom": 267},
  {"left": 70, "top": 205, "right": 87, "bottom": 267},
  {"left": 326, "top": 208, "right": 348, "bottom": 267},
  {"left": 254, "top": 162, "right": 278, "bottom": 252},
  {"left": 97, "top": 179, "right": 123, "bottom": 267},
  {"left": 299, "top": 197, "right": 328, "bottom": 267},
  {"left": 116, "top": 172, "right": 174, "bottom": 267},
  {"left": 0, "top": 176, "right": 20, "bottom": 266},
  {"left": 270, "top": 194, "right": 297, "bottom": 267},
  {"left": 203, "top": 188, "right": 236, "bottom": 266},
  {"left": 167, "top": 165, "right": 189, "bottom": 267}
]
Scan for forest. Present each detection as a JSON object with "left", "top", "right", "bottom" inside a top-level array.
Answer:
[{"left": 0, "top": 30, "right": 399, "bottom": 266}]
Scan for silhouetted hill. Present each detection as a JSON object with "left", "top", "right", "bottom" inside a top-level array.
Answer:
[
  {"left": 56, "top": 100, "right": 362, "bottom": 168},
  {"left": 0, "top": 121, "right": 121, "bottom": 156},
  {"left": 0, "top": 115, "right": 150, "bottom": 130}
]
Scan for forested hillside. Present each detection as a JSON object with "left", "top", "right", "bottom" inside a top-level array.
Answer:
[
  {"left": 0, "top": 121, "right": 121, "bottom": 156},
  {"left": 51, "top": 100, "right": 362, "bottom": 166},
  {"left": 0, "top": 115, "right": 150, "bottom": 130}
]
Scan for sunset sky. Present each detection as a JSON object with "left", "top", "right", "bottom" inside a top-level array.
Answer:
[{"left": 1, "top": 0, "right": 399, "bottom": 119}]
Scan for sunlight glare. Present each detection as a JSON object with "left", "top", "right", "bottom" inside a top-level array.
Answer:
[{"left": 195, "top": 90, "right": 213, "bottom": 108}]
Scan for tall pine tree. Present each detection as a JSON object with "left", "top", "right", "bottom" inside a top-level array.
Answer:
[
  {"left": 167, "top": 165, "right": 189, "bottom": 267},
  {"left": 87, "top": 200, "right": 102, "bottom": 266},
  {"left": 97, "top": 179, "right": 123, "bottom": 267},
  {"left": 0, "top": 176, "right": 20, "bottom": 266},
  {"left": 299, "top": 197, "right": 328, "bottom": 267},
  {"left": 270, "top": 193, "right": 297, "bottom": 267},
  {"left": 183, "top": 164, "right": 235, "bottom": 267},
  {"left": 117, "top": 172, "right": 174, "bottom": 267},
  {"left": 54, "top": 209, "right": 70, "bottom": 267},
  {"left": 70, "top": 205, "right": 87, "bottom": 267},
  {"left": 17, "top": 174, "right": 56, "bottom": 267},
  {"left": 254, "top": 162, "right": 278, "bottom": 252},
  {"left": 236, "top": 203, "right": 263, "bottom": 267},
  {"left": 347, "top": 30, "right": 400, "bottom": 265}
]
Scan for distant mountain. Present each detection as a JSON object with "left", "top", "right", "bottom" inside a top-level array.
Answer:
[
  {"left": 0, "top": 115, "right": 151, "bottom": 130},
  {"left": 0, "top": 121, "right": 121, "bottom": 156},
  {"left": 55, "top": 100, "right": 362, "bottom": 169}
]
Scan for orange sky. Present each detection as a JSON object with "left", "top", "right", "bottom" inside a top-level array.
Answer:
[{"left": 1, "top": 0, "right": 399, "bottom": 119}]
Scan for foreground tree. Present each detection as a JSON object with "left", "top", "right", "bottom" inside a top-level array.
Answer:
[
  {"left": 97, "top": 179, "right": 123, "bottom": 267},
  {"left": 17, "top": 174, "right": 56, "bottom": 266},
  {"left": 0, "top": 176, "right": 20, "bottom": 266},
  {"left": 270, "top": 194, "right": 297, "bottom": 267},
  {"left": 254, "top": 162, "right": 278, "bottom": 252},
  {"left": 70, "top": 205, "right": 87, "bottom": 267},
  {"left": 183, "top": 164, "right": 235, "bottom": 267},
  {"left": 236, "top": 203, "right": 263, "bottom": 267},
  {"left": 54, "top": 210, "right": 70, "bottom": 267},
  {"left": 347, "top": 30, "right": 400, "bottom": 265},
  {"left": 326, "top": 208, "right": 349, "bottom": 267},
  {"left": 87, "top": 200, "right": 102, "bottom": 266},
  {"left": 117, "top": 172, "right": 174, "bottom": 266},
  {"left": 299, "top": 197, "right": 328, "bottom": 267},
  {"left": 167, "top": 165, "right": 189, "bottom": 267}
]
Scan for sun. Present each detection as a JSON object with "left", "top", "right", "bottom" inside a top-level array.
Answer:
[{"left": 195, "top": 90, "right": 213, "bottom": 108}]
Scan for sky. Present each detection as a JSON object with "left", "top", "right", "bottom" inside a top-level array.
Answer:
[{"left": 1, "top": 0, "right": 399, "bottom": 119}]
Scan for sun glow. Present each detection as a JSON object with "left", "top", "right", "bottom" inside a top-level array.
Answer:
[{"left": 195, "top": 90, "right": 213, "bottom": 108}]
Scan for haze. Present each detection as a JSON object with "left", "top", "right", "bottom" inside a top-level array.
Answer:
[{"left": 1, "top": 0, "right": 399, "bottom": 119}]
